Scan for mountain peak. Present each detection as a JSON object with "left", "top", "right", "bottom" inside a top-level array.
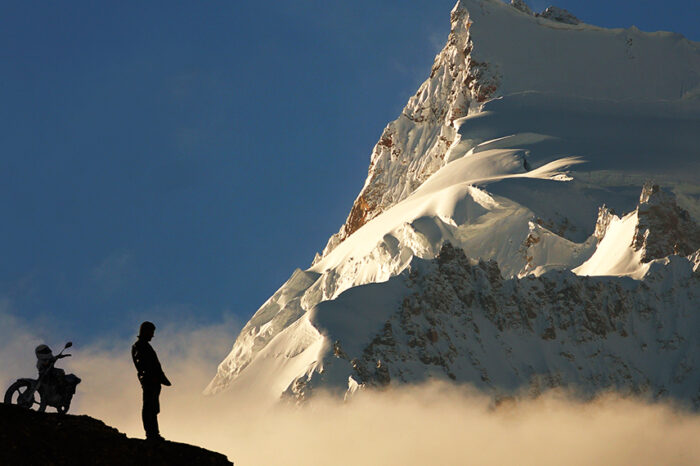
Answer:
[
  {"left": 317, "top": 0, "right": 700, "bottom": 262},
  {"left": 209, "top": 1, "right": 700, "bottom": 406},
  {"left": 451, "top": 0, "right": 468, "bottom": 15},
  {"left": 318, "top": 0, "right": 495, "bottom": 258}
]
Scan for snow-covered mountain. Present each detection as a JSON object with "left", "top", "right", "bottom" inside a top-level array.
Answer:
[{"left": 206, "top": 0, "right": 700, "bottom": 406}]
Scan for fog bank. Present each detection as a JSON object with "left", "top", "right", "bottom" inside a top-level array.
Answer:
[{"left": 1, "top": 309, "right": 698, "bottom": 465}]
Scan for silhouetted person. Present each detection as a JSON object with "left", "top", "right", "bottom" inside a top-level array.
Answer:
[
  {"left": 35, "top": 344, "right": 68, "bottom": 388},
  {"left": 131, "top": 321, "right": 171, "bottom": 441}
]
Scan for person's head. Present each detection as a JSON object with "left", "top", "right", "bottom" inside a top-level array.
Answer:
[
  {"left": 35, "top": 344, "right": 53, "bottom": 360},
  {"left": 138, "top": 321, "right": 156, "bottom": 341}
]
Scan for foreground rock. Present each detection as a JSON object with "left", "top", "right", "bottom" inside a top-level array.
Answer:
[{"left": 0, "top": 403, "right": 233, "bottom": 466}]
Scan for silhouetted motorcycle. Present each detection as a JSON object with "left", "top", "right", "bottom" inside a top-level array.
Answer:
[{"left": 4, "top": 342, "right": 81, "bottom": 414}]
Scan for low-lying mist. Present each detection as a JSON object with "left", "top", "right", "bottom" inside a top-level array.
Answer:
[{"left": 1, "top": 308, "right": 698, "bottom": 466}]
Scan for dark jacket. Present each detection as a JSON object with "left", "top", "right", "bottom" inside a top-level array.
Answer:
[{"left": 131, "top": 339, "right": 169, "bottom": 386}]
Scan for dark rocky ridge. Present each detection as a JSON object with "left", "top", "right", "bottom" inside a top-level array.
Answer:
[
  {"left": 0, "top": 403, "right": 233, "bottom": 466},
  {"left": 317, "top": 0, "right": 496, "bottom": 259},
  {"left": 633, "top": 183, "right": 700, "bottom": 262}
]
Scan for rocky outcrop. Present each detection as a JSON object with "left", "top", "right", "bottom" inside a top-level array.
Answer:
[
  {"left": 0, "top": 404, "right": 233, "bottom": 466},
  {"left": 632, "top": 183, "right": 700, "bottom": 262},
  {"left": 511, "top": 2, "right": 580, "bottom": 26},
  {"left": 593, "top": 205, "right": 617, "bottom": 242},
  {"left": 318, "top": 1, "right": 499, "bottom": 259},
  {"left": 538, "top": 6, "right": 581, "bottom": 25},
  {"left": 310, "top": 243, "right": 700, "bottom": 406},
  {"left": 510, "top": 0, "right": 533, "bottom": 16},
  {"left": 689, "top": 249, "right": 700, "bottom": 272}
]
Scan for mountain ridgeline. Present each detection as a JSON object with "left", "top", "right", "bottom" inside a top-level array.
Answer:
[{"left": 207, "top": 0, "right": 700, "bottom": 407}]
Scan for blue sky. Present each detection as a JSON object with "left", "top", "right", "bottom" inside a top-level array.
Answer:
[{"left": 2, "top": 0, "right": 699, "bottom": 344}]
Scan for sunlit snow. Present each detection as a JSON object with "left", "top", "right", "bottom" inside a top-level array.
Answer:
[{"left": 207, "top": 0, "right": 700, "bottom": 404}]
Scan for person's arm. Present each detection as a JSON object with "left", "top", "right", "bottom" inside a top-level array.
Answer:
[
  {"left": 156, "top": 356, "right": 171, "bottom": 386},
  {"left": 141, "top": 343, "right": 171, "bottom": 386}
]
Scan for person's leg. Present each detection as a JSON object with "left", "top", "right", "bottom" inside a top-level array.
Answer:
[{"left": 142, "top": 383, "right": 162, "bottom": 439}]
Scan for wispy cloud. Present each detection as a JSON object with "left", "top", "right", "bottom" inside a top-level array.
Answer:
[{"left": 91, "top": 250, "right": 134, "bottom": 294}]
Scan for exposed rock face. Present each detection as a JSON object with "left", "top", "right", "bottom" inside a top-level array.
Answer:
[
  {"left": 510, "top": 0, "right": 533, "bottom": 16},
  {"left": 594, "top": 205, "right": 616, "bottom": 242},
  {"left": 633, "top": 183, "right": 700, "bottom": 262},
  {"left": 538, "top": 6, "right": 581, "bottom": 25},
  {"left": 318, "top": 1, "right": 499, "bottom": 258},
  {"left": 0, "top": 404, "right": 233, "bottom": 466},
  {"left": 302, "top": 243, "right": 700, "bottom": 406},
  {"left": 690, "top": 250, "right": 700, "bottom": 272},
  {"left": 511, "top": 2, "right": 580, "bottom": 25}
]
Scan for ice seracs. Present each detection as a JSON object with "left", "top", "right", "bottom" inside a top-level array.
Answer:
[{"left": 207, "top": 0, "right": 700, "bottom": 406}]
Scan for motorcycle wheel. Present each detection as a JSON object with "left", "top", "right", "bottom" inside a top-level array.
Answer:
[
  {"left": 4, "top": 380, "right": 46, "bottom": 412},
  {"left": 56, "top": 391, "right": 74, "bottom": 414}
]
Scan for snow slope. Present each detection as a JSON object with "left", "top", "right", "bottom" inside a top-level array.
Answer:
[
  {"left": 304, "top": 244, "right": 700, "bottom": 406},
  {"left": 321, "top": 0, "right": 700, "bottom": 255},
  {"left": 206, "top": 0, "right": 700, "bottom": 405}
]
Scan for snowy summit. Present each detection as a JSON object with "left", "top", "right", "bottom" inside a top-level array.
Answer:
[{"left": 206, "top": 0, "right": 700, "bottom": 407}]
